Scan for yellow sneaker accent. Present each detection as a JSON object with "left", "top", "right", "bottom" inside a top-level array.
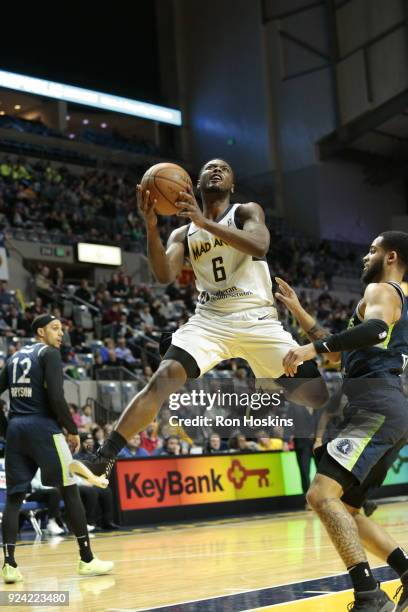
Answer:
[
  {"left": 69, "top": 460, "right": 109, "bottom": 489},
  {"left": 78, "top": 557, "right": 114, "bottom": 576},
  {"left": 2, "top": 564, "right": 23, "bottom": 583}
]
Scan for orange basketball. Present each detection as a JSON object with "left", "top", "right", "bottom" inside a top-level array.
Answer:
[{"left": 140, "top": 163, "right": 193, "bottom": 216}]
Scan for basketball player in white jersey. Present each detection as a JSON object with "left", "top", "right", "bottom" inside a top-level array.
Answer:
[{"left": 69, "top": 159, "right": 328, "bottom": 481}]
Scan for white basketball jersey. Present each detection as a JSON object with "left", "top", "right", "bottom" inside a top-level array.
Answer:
[{"left": 186, "top": 203, "right": 277, "bottom": 316}]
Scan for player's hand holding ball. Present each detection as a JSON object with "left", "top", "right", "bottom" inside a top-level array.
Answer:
[
  {"left": 174, "top": 184, "right": 207, "bottom": 228},
  {"left": 136, "top": 184, "right": 158, "bottom": 229}
]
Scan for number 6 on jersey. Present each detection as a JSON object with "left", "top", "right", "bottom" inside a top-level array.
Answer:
[{"left": 212, "top": 257, "right": 226, "bottom": 282}]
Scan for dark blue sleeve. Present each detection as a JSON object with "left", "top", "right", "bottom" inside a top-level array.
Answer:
[{"left": 41, "top": 347, "right": 78, "bottom": 435}]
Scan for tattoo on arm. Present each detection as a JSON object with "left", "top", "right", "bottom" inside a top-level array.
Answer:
[{"left": 306, "top": 323, "right": 328, "bottom": 343}]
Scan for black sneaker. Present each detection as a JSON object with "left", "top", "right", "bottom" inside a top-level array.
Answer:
[
  {"left": 69, "top": 455, "right": 115, "bottom": 488},
  {"left": 363, "top": 501, "right": 379, "bottom": 517},
  {"left": 347, "top": 587, "right": 395, "bottom": 611},
  {"left": 395, "top": 581, "right": 408, "bottom": 611}
]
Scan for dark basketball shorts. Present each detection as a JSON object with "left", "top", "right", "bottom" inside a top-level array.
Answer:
[
  {"left": 316, "top": 384, "right": 408, "bottom": 508},
  {"left": 5, "top": 416, "right": 75, "bottom": 495}
]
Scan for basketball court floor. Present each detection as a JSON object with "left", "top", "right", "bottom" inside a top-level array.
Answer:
[{"left": 5, "top": 500, "right": 408, "bottom": 611}]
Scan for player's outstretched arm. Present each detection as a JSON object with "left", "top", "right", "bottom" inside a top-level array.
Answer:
[
  {"left": 175, "top": 187, "right": 269, "bottom": 258},
  {"left": 275, "top": 277, "right": 340, "bottom": 362},
  {"left": 282, "top": 282, "right": 400, "bottom": 376},
  {"left": 137, "top": 184, "right": 186, "bottom": 284}
]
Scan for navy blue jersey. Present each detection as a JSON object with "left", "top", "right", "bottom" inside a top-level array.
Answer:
[
  {"left": 343, "top": 282, "right": 408, "bottom": 378},
  {"left": 7, "top": 342, "right": 52, "bottom": 418}
]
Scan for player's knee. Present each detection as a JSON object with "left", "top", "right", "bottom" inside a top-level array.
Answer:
[
  {"left": 306, "top": 475, "right": 342, "bottom": 510},
  {"left": 305, "top": 484, "right": 322, "bottom": 510},
  {"left": 145, "top": 359, "right": 186, "bottom": 398}
]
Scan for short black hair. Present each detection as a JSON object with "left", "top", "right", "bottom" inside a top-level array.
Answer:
[{"left": 378, "top": 231, "right": 408, "bottom": 271}]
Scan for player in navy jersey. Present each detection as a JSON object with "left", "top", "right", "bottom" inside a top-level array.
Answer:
[
  {"left": 0, "top": 314, "right": 113, "bottom": 583},
  {"left": 276, "top": 231, "right": 408, "bottom": 612}
]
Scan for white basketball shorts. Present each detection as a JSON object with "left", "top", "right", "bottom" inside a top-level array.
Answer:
[{"left": 170, "top": 307, "right": 298, "bottom": 379}]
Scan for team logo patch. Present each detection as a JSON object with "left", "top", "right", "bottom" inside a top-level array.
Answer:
[{"left": 336, "top": 438, "right": 353, "bottom": 456}]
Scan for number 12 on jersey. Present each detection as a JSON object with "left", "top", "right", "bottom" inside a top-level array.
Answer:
[
  {"left": 12, "top": 357, "right": 32, "bottom": 384},
  {"left": 212, "top": 257, "right": 226, "bottom": 282}
]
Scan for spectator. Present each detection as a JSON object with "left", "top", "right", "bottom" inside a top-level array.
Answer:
[
  {"left": 70, "top": 325, "right": 86, "bottom": 351},
  {"left": 140, "top": 422, "right": 162, "bottom": 454},
  {"left": 92, "top": 351, "right": 105, "bottom": 377},
  {"left": 4, "top": 306, "right": 25, "bottom": 335},
  {"left": 256, "top": 430, "right": 285, "bottom": 451},
  {"left": 53, "top": 267, "right": 64, "bottom": 289},
  {"left": 140, "top": 305, "right": 154, "bottom": 327},
  {"left": 68, "top": 403, "right": 82, "bottom": 429},
  {"left": 35, "top": 265, "right": 52, "bottom": 292},
  {"left": 158, "top": 408, "right": 193, "bottom": 450},
  {"left": 92, "top": 426, "right": 105, "bottom": 453},
  {"left": 75, "top": 279, "right": 92, "bottom": 302},
  {"left": 0, "top": 281, "right": 13, "bottom": 307},
  {"left": 115, "top": 336, "right": 138, "bottom": 368},
  {"left": 228, "top": 432, "right": 257, "bottom": 453},
  {"left": 154, "top": 435, "right": 182, "bottom": 456},
  {"left": 118, "top": 434, "right": 149, "bottom": 458},
  {"left": 205, "top": 432, "right": 228, "bottom": 454},
  {"left": 80, "top": 403, "right": 95, "bottom": 430},
  {"left": 32, "top": 296, "right": 46, "bottom": 316}
]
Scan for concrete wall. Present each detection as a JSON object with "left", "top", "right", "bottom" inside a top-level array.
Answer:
[
  {"left": 317, "top": 160, "right": 406, "bottom": 243},
  {"left": 336, "top": 0, "right": 408, "bottom": 123},
  {"left": 175, "top": 0, "right": 271, "bottom": 179}
]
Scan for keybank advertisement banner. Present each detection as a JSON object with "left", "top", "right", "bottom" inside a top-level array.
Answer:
[
  {"left": 116, "top": 452, "right": 304, "bottom": 511},
  {"left": 116, "top": 447, "right": 408, "bottom": 511}
]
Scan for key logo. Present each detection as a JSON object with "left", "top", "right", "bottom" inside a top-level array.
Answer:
[{"left": 227, "top": 459, "right": 270, "bottom": 489}]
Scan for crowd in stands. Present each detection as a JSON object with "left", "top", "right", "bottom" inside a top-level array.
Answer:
[
  {"left": 0, "top": 155, "right": 364, "bottom": 278},
  {"left": 0, "top": 156, "right": 154, "bottom": 251}
]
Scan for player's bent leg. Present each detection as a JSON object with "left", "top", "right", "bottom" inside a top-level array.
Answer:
[
  {"left": 308, "top": 458, "right": 395, "bottom": 609},
  {"left": 69, "top": 358, "right": 188, "bottom": 482},
  {"left": 2, "top": 492, "right": 25, "bottom": 583},
  {"left": 115, "top": 357, "right": 188, "bottom": 439},
  {"left": 306, "top": 474, "right": 368, "bottom": 569},
  {"left": 60, "top": 484, "right": 113, "bottom": 576}
]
